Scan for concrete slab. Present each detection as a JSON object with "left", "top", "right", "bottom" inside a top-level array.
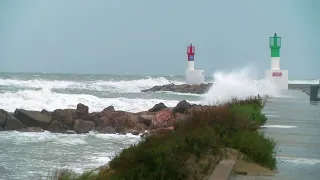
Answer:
[{"left": 209, "top": 160, "right": 235, "bottom": 180}]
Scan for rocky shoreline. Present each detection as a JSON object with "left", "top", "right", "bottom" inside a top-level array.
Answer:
[
  {"left": 0, "top": 100, "right": 197, "bottom": 136},
  {"left": 141, "top": 83, "right": 212, "bottom": 94}
]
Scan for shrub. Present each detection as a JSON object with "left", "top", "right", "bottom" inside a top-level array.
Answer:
[
  {"left": 49, "top": 168, "right": 99, "bottom": 180},
  {"left": 56, "top": 97, "right": 277, "bottom": 180}
]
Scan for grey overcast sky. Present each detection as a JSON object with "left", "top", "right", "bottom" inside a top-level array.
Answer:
[{"left": 0, "top": 0, "right": 319, "bottom": 78}]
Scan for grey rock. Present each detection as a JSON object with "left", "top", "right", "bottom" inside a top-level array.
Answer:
[
  {"left": 76, "top": 103, "right": 89, "bottom": 117},
  {"left": 73, "top": 119, "right": 95, "bottom": 133},
  {"left": 14, "top": 109, "right": 52, "bottom": 129},
  {"left": 48, "top": 120, "right": 68, "bottom": 133},
  {"left": 0, "top": 110, "right": 26, "bottom": 130},
  {"left": 148, "top": 102, "right": 167, "bottom": 112},
  {"left": 98, "top": 126, "right": 116, "bottom": 134},
  {"left": 0, "top": 111, "right": 6, "bottom": 126},
  {"left": 142, "top": 83, "right": 212, "bottom": 94},
  {"left": 52, "top": 109, "right": 78, "bottom": 126},
  {"left": 138, "top": 115, "right": 154, "bottom": 127},
  {"left": 173, "top": 100, "right": 192, "bottom": 114}
]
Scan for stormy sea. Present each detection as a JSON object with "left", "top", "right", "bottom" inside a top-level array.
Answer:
[{"left": 0, "top": 69, "right": 319, "bottom": 180}]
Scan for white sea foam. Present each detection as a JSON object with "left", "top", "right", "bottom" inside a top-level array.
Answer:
[
  {"left": 0, "top": 77, "right": 184, "bottom": 93},
  {"left": 0, "top": 130, "right": 142, "bottom": 178},
  {"left": 278, "top": 156, "right": 320, "bottom": 165},
  {"left": 265, "top": 114, "right": 281, "bottom": 118},
  {"left": 201, "top": 66, "right": 283, "bottom": 104},
  {"left": 0, "top": 88, "right": 199, "bottom": 112},
  {"left": 262, "top": 125, "right": 297, "bottom": 128}
]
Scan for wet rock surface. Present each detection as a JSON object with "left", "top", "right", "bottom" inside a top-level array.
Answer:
[
  {"left": 0, "top": 100, "right": 198, "bottom": 135},
  {"left": 141, "top": 83, "right": 212, "bottom": 94}
]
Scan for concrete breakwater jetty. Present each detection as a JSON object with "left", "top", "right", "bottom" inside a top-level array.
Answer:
[
  {"left": 142, "top": 83, "right": 317, "bottom": 95},
  {"left": 288, "top": 83, "right": 319, "bottom": 96},
  {"left": 0, "top": 100, "right": 198, "bottom": 135}
]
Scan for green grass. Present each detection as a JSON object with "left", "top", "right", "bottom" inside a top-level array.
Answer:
[{"left": 54, "top": 96, "right": 277, "bottom": 180}]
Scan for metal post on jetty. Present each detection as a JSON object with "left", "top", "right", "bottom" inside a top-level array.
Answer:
[{"left": 309, "top": 80, "right": 320, "bottom": 101}]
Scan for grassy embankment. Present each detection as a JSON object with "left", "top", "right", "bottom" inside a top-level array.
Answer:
[{"left": 54, "top": 97, "right": 277, "bottom": 180}]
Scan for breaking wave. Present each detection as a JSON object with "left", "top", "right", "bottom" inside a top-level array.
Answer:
[{"left": 201, "top": 66, "right": 282, "bottom": 104}]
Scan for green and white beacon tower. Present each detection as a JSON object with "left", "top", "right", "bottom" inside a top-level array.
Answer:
[{"left": 265, "top": 33, "right": 288, "bottom": 89}]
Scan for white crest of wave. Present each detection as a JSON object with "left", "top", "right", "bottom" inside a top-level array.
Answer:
[
  {"left": 0, "top": 88, "right": 198, "bottom": 113},
  {"left": 278, "top": 156, "right": 320, "bottom": 165},
  {"left": 92, "top": 77, "right": 183, "bottom": 92},
  {"left": 201, "top": 66, "right": 282, "bottom": 104},
  {"left": 0, "top": 77, "right": 183, "bottom": 93}
]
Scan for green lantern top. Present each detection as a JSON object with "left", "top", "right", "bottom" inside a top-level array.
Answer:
[{"left": 269, "top": 33, "right": 281, "bottom": 57}]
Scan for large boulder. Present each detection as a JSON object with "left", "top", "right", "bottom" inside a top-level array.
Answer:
[
  {"left": 73, "top": 119, "right": 95, "bottom": 133},
  {"left": 151, "top": 109, "right": 175, "bottom": 129},
  {"left": 0, "top": 111, "right": 6, "bottom": 126},
  {"left": 93, "top": 116, "right": 114, "bottom": 130},
  {"left": 100, "top": 106, "right": 116, "bottom": 117},
  {"left": 76, "top": 103, "right": 89, "bottom": 117},
  {"left": 0, "top": 110, "right": 26, "bottom": 130},
  {"left": 131, "top": 123, "right": 148, "bottom": 133},
  {"left": 14, "top": 109, "right": 52, "bottom": 129},
  {"left": 47, "top": 120, "right": 70, "bottom": 133},
  {"left": 172, "top": 100, "right": 191, "bottom": 114},
  {"left": 80, "top": 112, "right": 102, "bottom": 121},
  {"left": 52, "top": 109, "right": 78, "bottom": 126},
  {"left": 148, "top": 102, "right": 167, "bottom": 112},
  {"left": 138, "top": 115, "right": 154, "bottom": 127},
  {"left": 98, "top": 126, "right": 116, "bottom": 134},
  {"left": 113, "top": 112, "right": 139, "bottom": 134},
  {"left": 5, "top": 115, "right": 27, "bottom": 130},
  {"left": 41, "top": 109, "right": 52, "bottom": 117}
]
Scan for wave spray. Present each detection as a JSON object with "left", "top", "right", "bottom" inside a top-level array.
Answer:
[{"left": 201, "top": 66, "right": 282, "bottom": 104}]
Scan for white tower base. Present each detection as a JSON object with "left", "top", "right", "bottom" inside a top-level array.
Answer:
[
  {"left": 265, "top": 69, "right": 288, "bottom": 89},
  {"left": 186, "top": 69, "right": 204, "bottom": 85},
  {"left": 188, "top": 61, "right": 194, "bottom": 70},
  {"left": 271, "top": 57, "right": 280, "bottom": 70}
]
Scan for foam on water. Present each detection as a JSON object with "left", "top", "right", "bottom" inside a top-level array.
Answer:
[
  {"left": 0, "top": 77, "right": 183, "bottom": 93},
  {"left": 201, "top": 66, "right": 283, "bottom": 104},
  {"left": 262, "top": 125, "right": 298, "bottom": 128},
  {"left": 0, "top": 88, "right": 199, "bottom": 112},
  {"left": 0, "top": 130, "right": 142, "bottom": 179},
  {"left": 0, "top": 130, "right": 141, "bottom": 145},
  {"left": 278, "top": 156, "right": 320, "bottom": 165},
  {"left": 160, "top": 91, "right": 202, "bottom": 96},
  {"left": 265, "top": 114, "right": 281, "bottom": 118}
]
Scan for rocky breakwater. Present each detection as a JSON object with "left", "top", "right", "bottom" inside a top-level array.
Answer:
[
  {"left": 141, "top": 83, "right": 213, "bottom": 94},
  {"left": 0, "top": 101, "right": 196, "bottom": 135}
]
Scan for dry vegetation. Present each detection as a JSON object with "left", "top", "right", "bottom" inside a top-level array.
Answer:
[{"left": 50, "top": 97, "right": 277, "bottom": 180}]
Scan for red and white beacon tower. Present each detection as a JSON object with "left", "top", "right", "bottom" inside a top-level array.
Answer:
[{"left": 186, "top": 43, "right": 204, "bottom": 85}]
